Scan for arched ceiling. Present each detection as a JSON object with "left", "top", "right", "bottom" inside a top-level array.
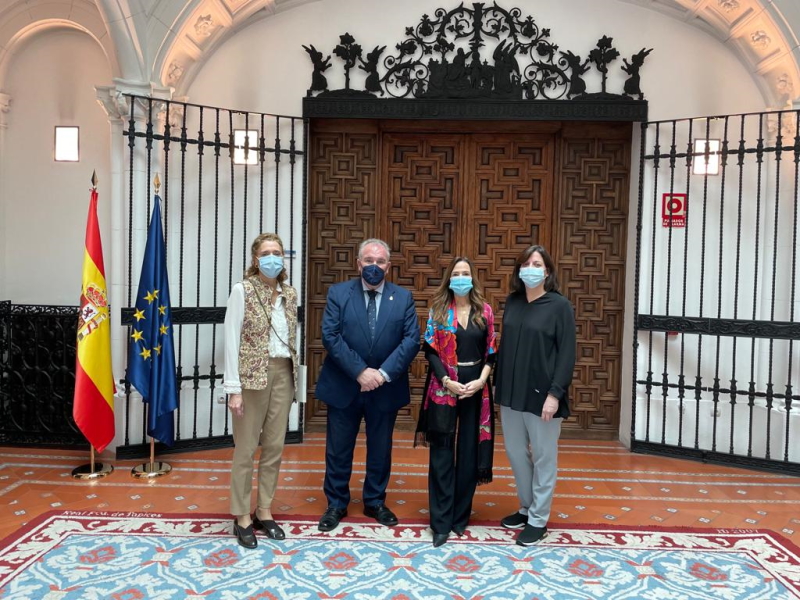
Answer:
[
  {"left": 0, "top": 0, "right": 798, "bottom": 109},
  {"left": 149, "top": 0, "right": 800, "bottom": 107},
  {"left": 0, "top": 0, "right": 122, "bottom": 87}
]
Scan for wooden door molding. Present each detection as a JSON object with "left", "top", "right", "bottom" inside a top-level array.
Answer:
[
  {"left": 379, "top": 133, "right": 466, "bottom": 427},
  {"left": 467, "top": 134, "right": 555, "bottom": 316},
  {"left": 555, "top": 123, "right": 632, "bottom": 438},
  {"left": 306, "top": 125, "right": 379, "bottom": 431}
]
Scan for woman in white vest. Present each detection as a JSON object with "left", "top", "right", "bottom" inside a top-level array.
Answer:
[{"left": 223, "top": 232, "right": 299, "bottom": 549}]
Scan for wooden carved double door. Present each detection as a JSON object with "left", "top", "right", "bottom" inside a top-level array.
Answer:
[{"left": 307, "top": 120, "right": 631, "bottom": 439}]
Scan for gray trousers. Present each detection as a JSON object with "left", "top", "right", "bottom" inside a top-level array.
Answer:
[{"left": 500, "top": 405, "right": 562, "bottom": 527}]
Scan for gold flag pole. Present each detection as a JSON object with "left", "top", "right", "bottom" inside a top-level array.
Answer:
[
  {"left": 131, "top": 173, "right": 171, "bottom": 479},
  {"left": 131, "top": 401, "right": 172, "bottom": 478},
  {"left": 73, "top": 171, "right": 114, "bottom": 480}
]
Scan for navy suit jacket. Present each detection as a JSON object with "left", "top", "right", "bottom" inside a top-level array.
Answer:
[{"left": 316, "top": 278, "right": 420, "bottom": 412}]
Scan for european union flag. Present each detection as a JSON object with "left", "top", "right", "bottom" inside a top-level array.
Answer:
[{"left": 126, "top": 196, "right": 178, "bottom": 446}]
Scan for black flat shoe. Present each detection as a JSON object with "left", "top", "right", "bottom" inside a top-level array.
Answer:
[
  {"left": 432, "top": 532, "right": 449, "bottom": 547},
  {"left": 363, "top": 503, "right": 398, "bottom": 526},
  {"left": 252, "top": 515, "right": 286, "bottom": 540},
  {"left": 233, "top": 520, "right": 257, "bottom": 549},
  {"left": 318, "top": 507, "right": 348, "bottom": 532},
  {"left": 452, "top": 526, "right": 466, "bottom": 537}
]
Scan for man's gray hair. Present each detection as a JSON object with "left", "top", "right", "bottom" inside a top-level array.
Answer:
[{"left": 358, "top": 238, "right": 391, "bottom": 260}]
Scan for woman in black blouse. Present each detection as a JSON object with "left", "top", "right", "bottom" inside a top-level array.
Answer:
[
  {"left": 494, "top": 245, "right": 576, "bottom": 546},
  {"left": 415, "top": 257, "right": 498, "bottom": 547}
]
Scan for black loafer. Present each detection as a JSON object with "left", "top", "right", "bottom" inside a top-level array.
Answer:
[
  {"left": 318, "top": 507, "right": 348, "bottom": 532},
  {"left": 252, "top": 515, "right": 286, "bottom": 540},
  {"left": 233, "top": 520, "right": 257, "bottom": 549},
  {"left": 452, "top": 525, "right": 466, "bottom": 537},
  {"left": 364, "top": 503, "right": 398, "bottom": 526},
  {"left": 432, "top": 532, "right": 449, "bottom": 547}
]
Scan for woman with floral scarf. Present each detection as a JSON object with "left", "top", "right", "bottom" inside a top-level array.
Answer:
[{"left": 415, "top": 257, "right": 497, "bottom": 547}]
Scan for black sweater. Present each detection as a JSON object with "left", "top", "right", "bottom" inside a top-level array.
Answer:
[{"left": 494, "top": 291, "right": 576, "bottom": 418}]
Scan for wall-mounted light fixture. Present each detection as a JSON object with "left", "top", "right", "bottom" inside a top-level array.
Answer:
[
  {"left": 692, "top": 138, "right": 720, "bottom": 176},
  {"left": 233, "top": 129, "right": 258, "bottom": 165},
  {"left": 54, "top": 126, "right": 79, "bottom": 162}
]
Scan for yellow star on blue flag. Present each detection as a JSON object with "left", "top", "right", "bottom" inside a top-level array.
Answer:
[{"left": 126, "top": 195, "right": 178, "bottom": 446}]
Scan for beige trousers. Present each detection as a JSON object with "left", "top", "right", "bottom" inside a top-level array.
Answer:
[{"left": 230, "top": 358, "right": 295, "bottom": 517}]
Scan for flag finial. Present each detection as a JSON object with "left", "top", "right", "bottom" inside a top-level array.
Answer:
[
  {"left": 91, "top": 170, "right": 98, "bottom": 189},
  {"left": 154, "top": 173, "right": 161, "bottom": 193}
]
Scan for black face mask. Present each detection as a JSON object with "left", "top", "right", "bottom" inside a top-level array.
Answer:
[{"left": 361, "top": 264, "right": 386, "bottom": 286}]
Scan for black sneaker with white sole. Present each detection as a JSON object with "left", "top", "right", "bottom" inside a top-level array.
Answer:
[
  {"left": 516, "top": 524, "right": 548, "bottom": 546},
  {"left": 500, "top": 512, "right": 528, "bottom": 529}
]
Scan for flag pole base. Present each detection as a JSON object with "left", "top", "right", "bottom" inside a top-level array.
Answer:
[
  {"left": 131, "top": 461, "right": 171, "bottom": 478},
  {"left": 71, "top": 462, "right": 114, "bottom": 480}
]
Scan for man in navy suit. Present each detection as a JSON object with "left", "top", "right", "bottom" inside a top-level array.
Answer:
[{"left": 316, "top": 239, "right": 420, "bottom": 531}]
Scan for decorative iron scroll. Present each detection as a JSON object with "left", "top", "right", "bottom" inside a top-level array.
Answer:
[{"left": 304, "top": 2, "right": 651, "bottom": 101}]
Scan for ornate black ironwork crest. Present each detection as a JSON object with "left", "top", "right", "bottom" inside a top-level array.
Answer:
[{"left": 304, "top": 2, "right": 652, "bottom": 102}]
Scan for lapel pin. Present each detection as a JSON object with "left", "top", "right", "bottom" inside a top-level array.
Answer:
[{"left": 389, "top": 295, "right": 394, "bottom": 301}]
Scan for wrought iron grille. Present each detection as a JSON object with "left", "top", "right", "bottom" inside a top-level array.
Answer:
[
  {"left": 0, "top": 302, "right": 87, "bottom": 446},
  {"left": 633, "top": 108, "right": 800, "bottom": 475},
  {"left": 118, "top": 95, "right": 307, "bottom": 459}
]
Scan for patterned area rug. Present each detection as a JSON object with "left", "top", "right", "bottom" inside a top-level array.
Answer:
[{"left": 0, "top": 511, "right": 798, "bottom": 599}]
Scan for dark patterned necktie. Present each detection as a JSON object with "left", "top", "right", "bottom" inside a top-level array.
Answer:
[{"left": 367, "top": 290, "right": 377, "bottom": 339}]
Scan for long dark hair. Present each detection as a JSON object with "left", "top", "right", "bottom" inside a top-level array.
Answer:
[
  {"left": 244, "top": 232, "right": 288, "bottom": 283},
  {"left": 430, "top": 257, "right": 488, "bottom": 328},
  {"left": 510, "top": 245, "right": 559, "bottom": 294}
]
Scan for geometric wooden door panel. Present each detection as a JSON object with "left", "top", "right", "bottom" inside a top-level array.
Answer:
[
  {"left": 305, "top": 127, "right": 379, "bottom": 430},
  {"left": 305, "top": 121, "right": 631, "bottom": 439},
  {"left": 555, "top": 124, "right": 632, "bottom": 437},
  {"left": 467, "top": 135, "right": 554, "bottom": 318},
  {"left": 380, "top": 134, "right": 466, "bottom": 425}
]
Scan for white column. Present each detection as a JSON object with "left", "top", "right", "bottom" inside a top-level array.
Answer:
[
  {"left": 0, "top": 92, "right": 11, "bottom": 301},
  {"left": 95, "top": 82, "right": 173, "bottom": 450}
]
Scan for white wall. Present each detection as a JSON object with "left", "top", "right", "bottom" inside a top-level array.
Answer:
[{"left": 1, "top": 28, "right": 112, "bottom": 305}]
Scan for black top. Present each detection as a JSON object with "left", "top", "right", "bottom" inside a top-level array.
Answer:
[
  {"left": 494, "top": 291, "right": 576, "bottom": 418},
  {"left": 425, "top": 311, "right": 496, "bottom": 381}
]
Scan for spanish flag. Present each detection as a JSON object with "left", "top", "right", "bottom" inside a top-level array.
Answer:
[{"left": 73, "top": 187, "right": 115, "bottom": 452}]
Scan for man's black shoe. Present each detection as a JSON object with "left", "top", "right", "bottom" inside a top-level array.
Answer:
[
  {"left": 233, "top": 520, "right": 257, "bottom": 549},
  {"left": 364, "top": 503, "right": 398, "bottom": 526},
  {"left": 318, "top": 507, "right": 347, "bottom": 532}
]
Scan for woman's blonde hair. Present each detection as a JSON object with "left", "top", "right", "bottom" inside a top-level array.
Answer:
[{"left": 244, "top": 232, "right": 287, "bottom": 283}]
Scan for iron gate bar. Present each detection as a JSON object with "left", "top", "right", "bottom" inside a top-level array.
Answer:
[
  {"left": 678, "top": 118, "right": 693, "bottom": 447},
  {"left": 788, "top": 116, "right": 800, "bottom": 462},
  {"left": 730, "top": 115, "right": 746, "bottom": 455}
]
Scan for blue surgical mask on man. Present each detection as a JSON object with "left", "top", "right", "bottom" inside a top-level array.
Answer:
[
  {"left": 449, "top": 276, "right": 473, "bottom": 297},
  {"left": 361, "top": 264, "right": 386, "bottom": 286},
  {"left": 519, "top": 266, "right": 546, "bottom": 289},
  {"left": 258, "top": 254, "right": 284, "bottom": 279}
]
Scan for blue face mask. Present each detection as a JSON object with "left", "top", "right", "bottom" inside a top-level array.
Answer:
[
  {"left": 449, "top": 276, "right": 473, "bottom": 297},
  {"left": 258, "top": 254, "right": 284, "bottom": 279},
  {"left": 519, "top": 266, "right": 546, "bottom": 289},
  {"left": 361, "top": 264, "right": 386, "bottom": 286}
]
